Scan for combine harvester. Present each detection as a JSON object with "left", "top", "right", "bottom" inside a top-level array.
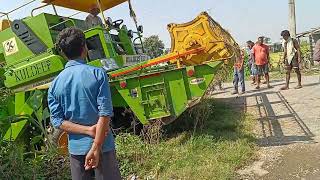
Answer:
[{"left": 0, "top": 0, "right": 239, "bottom": 149}]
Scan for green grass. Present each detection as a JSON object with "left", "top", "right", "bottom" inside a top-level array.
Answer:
[
  {"left": 269, "top": 67, "right": 320, "bottom": 80},
  {"left": 116, "top": 99, "right": 256, "bottom": 179}
]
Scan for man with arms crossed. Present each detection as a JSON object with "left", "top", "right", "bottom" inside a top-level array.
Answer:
[
  {"left": 48, "top": 27, "right": 121, "bottom": 180},
  {"left": 253, "top": 37, "right": 272, "bottom": 89},
  {"left": 280, "top": 30, "right": 302, "bottom": 90}
]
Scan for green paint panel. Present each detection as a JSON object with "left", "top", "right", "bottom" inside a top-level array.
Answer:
[
  {"left": 110, "top": 85, "right": 127, "bottom": 107},
  {"left": 24, "top": 14, "right": 55, "bottom": 49},
  {"left": 0, "top": 13, "right": 85, "bottom": 67},
  {"left": 0, "top": 29, "right": 34, "bottom": 66},
  {"left": 4, "top": 54, "right": 65, "bottom": 89},
  {"left": 164, "top": 70, "right": 188, "bottom": 118},
  {"left": 118, "top": 26, "right": 136, "bottom": 55},
  {"left": 140, "top": 81, "right": 170, "bottom": 120},
  {"left": 186, "top": 61, "right": 222, "bottom": 98},
  {"left": 116, "top": 78, "right": 148, "bottom": 124}
]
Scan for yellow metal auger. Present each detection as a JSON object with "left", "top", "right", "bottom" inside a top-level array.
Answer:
[{"left": 168, "top": 12, "right": 239, "bottom": 66}]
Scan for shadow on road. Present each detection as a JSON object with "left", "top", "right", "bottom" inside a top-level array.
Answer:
[{"left": 212, "top": 89, "right": 316, "bottom": 147}]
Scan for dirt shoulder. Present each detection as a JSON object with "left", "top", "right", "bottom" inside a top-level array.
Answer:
[{"left": 213, "top": 75, "right": 320, "bottom": 180}]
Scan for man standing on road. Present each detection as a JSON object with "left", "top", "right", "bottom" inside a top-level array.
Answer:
[
  {"left": 232, "top": 49, "right": 246, "bottom": 95},
  {"left": 246, "top": 40, "right": 256, "bottom": 84},
  {"left": 48, "top": 27, "right": 121, "bottom": 180},
  {"left": 252, "top": 36, "right": 272, "bottom": 89},
  {"left": 280, "top": 30, "right": 302, "bottom": 90}
]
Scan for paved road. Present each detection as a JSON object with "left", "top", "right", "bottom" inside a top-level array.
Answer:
[{"left": 213, "top": 75, "right": 320, "bottom": 180}]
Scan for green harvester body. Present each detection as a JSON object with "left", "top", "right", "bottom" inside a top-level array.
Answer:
[{"left": 0, "top": 8, "right": 234, "bottom": 143}]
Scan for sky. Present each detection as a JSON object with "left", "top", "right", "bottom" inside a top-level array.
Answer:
[{"left": 1, "top": 0, "right": 320, "bottom": 48}]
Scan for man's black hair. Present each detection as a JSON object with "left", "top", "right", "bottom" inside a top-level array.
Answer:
[
  {"left": 246, "top": 40, "right": 254, "bottom": 44},
  {"left": 281, "top": 30, "right": 290, "bottom": 37},
  {"left": 56, "top": 27, "right": 86, "bottom": 60},
  {"left": 258, "top": 36, "right": 264, "bottom": 40}
]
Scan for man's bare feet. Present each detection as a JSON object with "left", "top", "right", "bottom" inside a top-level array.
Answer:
[
  {"left": 255, "top": 86, "right": 260, "bottom": 90},
  {"left": 231, "top": 90, "right": 238, "bottom": 95},
  {"left": 239, "top": 91, "right": 245, "bottom": 95},
  {"left": 280, "top": 86, "right": 289, "bottom": 90}
]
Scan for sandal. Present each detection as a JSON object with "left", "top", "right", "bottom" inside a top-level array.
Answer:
[
  {"left": 294, "top": 85, "right": 302, "bottom": 89},
  {"left": 280, "top": 86, "right": 289, "bottom": 90}
]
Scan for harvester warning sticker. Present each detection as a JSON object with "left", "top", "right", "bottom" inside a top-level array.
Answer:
[
  {"left": 190, "top": 78, "right": 205, "bottom": 85},
  {"left": 3, "top": 37, "right": 19, "bottom": 56}
]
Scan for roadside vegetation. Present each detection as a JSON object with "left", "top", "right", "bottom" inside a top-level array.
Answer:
[
  {"left": 117, "top": 99, "right": 256, "bottom": 179},
  {"left": 0, "top": 88, "right": 256, "bottom": 179}
]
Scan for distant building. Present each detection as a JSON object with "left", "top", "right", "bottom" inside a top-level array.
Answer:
[
  {"left": 267, "top": 42, "right": 283, "bottom": 53},
  {"left": 297, "top": 27, "right": 320, "bottom": 60}
]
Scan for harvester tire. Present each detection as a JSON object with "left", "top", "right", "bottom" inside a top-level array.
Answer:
[{"left": 50, "top": 127, "right": 68, "bottom": 154}]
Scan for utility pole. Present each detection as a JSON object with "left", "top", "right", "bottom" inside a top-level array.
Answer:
[{"left": 288, "top": 0, "right": 297, "bottom": 37}]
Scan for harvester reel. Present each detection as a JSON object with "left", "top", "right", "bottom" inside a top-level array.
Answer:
[{"left": 167, "top": 12, "right": 239, "bottom": 66}]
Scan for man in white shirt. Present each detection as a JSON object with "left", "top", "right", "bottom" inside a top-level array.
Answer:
[
  {"left": 280, "top": 30, "right": 302, "bottom": 90},
  {"left": 85, "top": 4, "right": 104, "bottom": 29}
]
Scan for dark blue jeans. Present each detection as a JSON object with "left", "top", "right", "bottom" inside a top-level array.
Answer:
[{"left": 233, "top": 67, "right": 245, "bottom": 92}]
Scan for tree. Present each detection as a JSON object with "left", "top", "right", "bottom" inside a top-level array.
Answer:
[
  {"left": 300, "top": 40, "right": 311, "bottom": 58},
  {"left": 143, "top": 35, "right": 165, "bottom": 59},
  {"left": 264, "top": 37, "right": 272, "bottom": 44}
]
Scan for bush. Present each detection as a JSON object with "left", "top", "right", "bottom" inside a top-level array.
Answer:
[{"left": 0, "top": 141, "right": 70, "bottom": 180}]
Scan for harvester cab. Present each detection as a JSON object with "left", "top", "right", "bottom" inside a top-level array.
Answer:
[{"left": 41, "top": 0, "right": 148, "bottom": 69}]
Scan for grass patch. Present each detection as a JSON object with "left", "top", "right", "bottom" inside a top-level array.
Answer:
[
  {"left": 269, "top": 67, "right": 320, "bottom": 80},
  {"left": 116, "top": 99, "right": 256, "bottom": 179}
]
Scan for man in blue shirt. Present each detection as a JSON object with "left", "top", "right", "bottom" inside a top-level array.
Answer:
[{"left": 48, "top": 27, "right": 121, "bottom": 180}]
